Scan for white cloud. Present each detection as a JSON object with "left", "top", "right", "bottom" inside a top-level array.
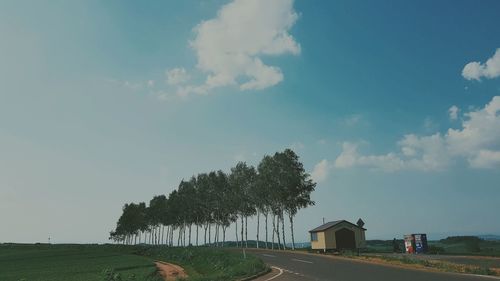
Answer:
[
  {"left": 147, "top": 80, "right": 155, "bottom": 88},
  {"left": 174, "top": 0, "right": 300, "bottom": 97},
  {"left": 448, "top": 105, "right": 459, "bottom": 120},
  {"left": 311, "top": 159, "right": 330, "bottom": 183},
  {"left": 423, "top": 117, "right": 439, "bottom": 132},
  {"left": 462, "top": 48, "right": 500, "bottom": 80},
  {"left": 166, "top": 68, "right": 190, "bottom": 85},
  {"left": 334, "top": 142, "right": 406, "bottom": 172},
  {"left": 334, "top": 96, "right": 500, "bottom": 171},
  {"left": 469, "top": 150, "right": 500, "bottom": 169}
]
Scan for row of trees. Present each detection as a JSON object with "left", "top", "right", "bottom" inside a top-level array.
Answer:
[{"left": 110, "top": 149, "right": 316, "bottom": 250}]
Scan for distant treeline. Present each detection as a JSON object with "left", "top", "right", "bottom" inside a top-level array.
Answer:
[
  {"left": 440, "top": 236, "right": 484, "bottom": 244},
  {"left": 110, "top": 149, "right": 315, "bottom": 251}
]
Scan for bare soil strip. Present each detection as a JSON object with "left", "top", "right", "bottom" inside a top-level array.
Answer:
[{"left": 155, "top": 261, "right": 188, "bottom": 281}]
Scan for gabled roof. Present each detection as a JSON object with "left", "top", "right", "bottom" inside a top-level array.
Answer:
[{"left": 309, "top": 220, "right": 366, "bottom": 233}]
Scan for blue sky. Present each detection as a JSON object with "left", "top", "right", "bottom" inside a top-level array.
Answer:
[{"left": 1, "top": 0, "right": 500, "bottom": 243}]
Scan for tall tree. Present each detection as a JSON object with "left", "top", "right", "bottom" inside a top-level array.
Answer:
[
  {"left": 229, "top": 162, "right": 257, "bottom": 248},
  {"left": 275, "top": 149, "right": 316, "bottom": 250}
]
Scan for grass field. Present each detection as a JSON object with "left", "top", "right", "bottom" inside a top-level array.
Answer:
[
  {"left": 0, "top": 244, "right": 158, "bottom": 281},
  {"left": 0, "top": 244, "right": 267, "bottom": 281}
]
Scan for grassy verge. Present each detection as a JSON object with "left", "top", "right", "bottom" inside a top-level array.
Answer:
[
  {"left": 138, "top": 246, "right": 268, "bottom": 281},
  {"left": 347, "top": 254, "right": 499, "bottom": 277}
]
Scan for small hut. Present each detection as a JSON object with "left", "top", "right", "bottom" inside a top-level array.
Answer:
[{"left": 309, "top": 219, "right": 366, "bottom": 252}]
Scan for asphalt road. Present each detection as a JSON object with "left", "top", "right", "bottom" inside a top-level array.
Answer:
[{"left": 246, "top": 249, "right": 498, "bottom": 281}]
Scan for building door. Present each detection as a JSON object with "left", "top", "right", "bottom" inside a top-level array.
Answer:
[{"left": 335, "top": 228, "right": 356, "bottom": 249}]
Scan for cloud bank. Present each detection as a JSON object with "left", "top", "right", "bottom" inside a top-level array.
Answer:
[
  {"left": 173, "top": 0, "right": 300, "bottom": 97},
  {"left": 311, "top": 159, "right": 330, "bottom": 183},
  {"left": 462, "top": 48, "right": 500, "bottom": 80},
  {"left": 335, "top": 96, "right": 500, "bottom": 171}
]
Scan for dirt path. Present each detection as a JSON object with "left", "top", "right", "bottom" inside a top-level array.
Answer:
[{"left": 155, "top": 261, "right": 188, "bottom": 281}]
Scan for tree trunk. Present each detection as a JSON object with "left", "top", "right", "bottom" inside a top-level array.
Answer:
[
  {"left": 161, "top": 225, "right": 164, "bottom": 245},
  {"left": 271, "top": 215, "right": 275, "bottom": 250},
  {"left": 217, "top": 224, "right": 220, "bottom": 247},
  {"left": 189, "top": 224, "right": 192, "bottom": 246},
  {"left": 281, "top": 213, "right": 286, "bottom": 250},
  {"left": 196, "top": 224, "right": 199, "bottom": 246},
  {"left": 204, "top": 224, "right": 208, "bottom": 246},
  {"left": 265, "top": 213, "right": 268, "bottom": 249},
  {"left": 245, "top": 216, "right": 248, "bottom": 248},
  {"left": 240, "top": 217, "right": 244, "bottom": 248},
  {"left": 276, "top": 215, "right": 282, "bottom": 250},
  {"left": 164, "top": 226, "right": 168, "bottom": 245},
  {"left": 256, "top": 210, "right": 260, "bottom": 249},
  {"left": 177, "top": 226, "right": 181, "bottom": 246},
  {"left": 208, "top": 224, "right": 211, "bottom": 246},
  {"left": 156, "top": 227, "right": 159, "bottom": 245},
  {"left": 170, "top": 227, "right": 174, "bottom": 246},
  {"left": 235, "top": 220, "right": 239, "bottom": 248},
  {"left": 222, "top": 225, "right": 226, "bottom": 247},
  {"left": 184, "top": 224, "right": 188, "bottom": 246},
  {"left": 289, "top": 214, "right": 295, "bottom": 250},
  {"left": 215, "top": 224, "right": 218, "bottom": 247},
  {"left": 155, "top": 226, "right": 158, "bottom": 245}
]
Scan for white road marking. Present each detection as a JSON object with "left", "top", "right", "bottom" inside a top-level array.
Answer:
[
  {"left": 262, "top": 254, "right": 276, "bottom": 258},
  {"left": 265, "top": 266, "right": 284, "bottom": 281},
  {"left": 292, "top": 258, "right": 313, "bottom": 264},
  {"left": 468, "top": 274, "right": 500, "bottom": 280}
]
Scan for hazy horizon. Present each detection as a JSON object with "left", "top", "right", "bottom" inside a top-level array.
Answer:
[{"left": 1, "top": 0, "right": 500, "bottom": 245}]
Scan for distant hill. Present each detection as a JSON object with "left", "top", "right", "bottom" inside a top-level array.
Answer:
[
  {"left": 477, "top": 235, "right": 500, "bottom": 241},
  {"left": 287, "top": 242, "right": 311, "bottom": 248}
]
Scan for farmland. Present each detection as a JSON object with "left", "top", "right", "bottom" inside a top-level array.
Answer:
[
  {"left": 0, "top": 244, "right": 266, "bottom": 281},
  {"left": 0, "top": 244, "right": 158, "bottom": 281},
  {"left": 364, "top": 236, "right": 500, "bottom": 256}
]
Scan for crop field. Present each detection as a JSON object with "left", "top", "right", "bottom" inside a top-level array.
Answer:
[
  {"left": 0, "top": 244, "right": 267, "bottom": 281},
  {"left": 0, "top": 244, "right": 159, "bottom": 281}
]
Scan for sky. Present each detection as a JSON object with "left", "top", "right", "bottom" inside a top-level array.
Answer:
[{"left": 1, "top": 0, "right": 500, "bottom": 244}]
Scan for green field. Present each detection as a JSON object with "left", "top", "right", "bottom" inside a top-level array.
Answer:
[
  {"left": 365, "top": 237, "right": 500, "bottom": 256},
  {"left": 0, "top": 244, "right": 158, "bottom": 281},
  {"left": 0, "top": 244, "right": 267, "bottom": 281}
]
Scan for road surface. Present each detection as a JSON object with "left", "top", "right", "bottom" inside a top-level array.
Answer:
[{"left": 246, "top": 249, "right": 498, "bottom": 281}]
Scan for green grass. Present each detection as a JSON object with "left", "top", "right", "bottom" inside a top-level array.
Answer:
[
  {"left": 0, "top": 244, "right": 267, "bottom": 281},
  {"left": 0, "top": 244, "right": 159, "bottom": 281},
  {"left": 139, "top": 247, "right": 268, "bottom": 281}
]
